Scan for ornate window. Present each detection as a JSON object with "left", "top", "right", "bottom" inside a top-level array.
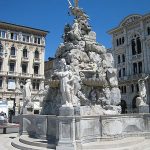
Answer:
[
  {"left": 131, "top": 39, "right": 136, "bottom": 55},
  {"left": 118, "top": 69, "right": 121, "bottom": 77},
  {"left": 138, "top": 61, "right": 142, "bottom": 73},
  {"left": 22, "top": 63, "right": 28, "bottom": 74},
  {"left": 118, "top": 55, "right": 121, "bottom": 64},
  {"left": 147, "top": 27, "right": 150, "bottom": 35},
  {"left": 9, "top": 62, "right": 15, "bottom": 72},
  {"left": 116, "top": 39, "right": 119, "bottom": 46},
  {"left": 122, "top": 54, "right": 125, "bottom": 62},
  {"left": 10, "top": 32, "right": 18, "bottom": 40},
  {"left": 23, "top": 48, "right": 28, "bottom": 58},
  {"left": 131, "top": 84, "right": 134, "bottom": 93},
  {"left": 35, "top": 50, "right": 39, "bottom": 59},
  {"left": 136, "top": 84, "right": 139, "bottom": 92},
  {"left": 32, "top": 80, "right": 40, "bottom": 90},
  {"left": 133, "top": 63, "right": 137, "bottom": 74},
  {"left": 131, "top": 34, "right": 142, "bottom": 55},
  {"left": 136, "top": 37, "right": 141, "bottom": 54},
  {"left": 10, "top": 46, "right": 16, "bottom": 56},
  {"left": 123, "top": 68, "right": 126, "bottom": 76},
  {"left": 116, "top": 37, "right": 125, "bottom": 46},
  {"left": 34, "top": 65, "right": 39, "bottom": 75}
]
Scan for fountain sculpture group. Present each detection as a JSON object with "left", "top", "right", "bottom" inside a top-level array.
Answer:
[{"left": 16, "top": 1, "right": 150, "bottom": 150}]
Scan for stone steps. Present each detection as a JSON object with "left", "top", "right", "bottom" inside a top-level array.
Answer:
[
  {"left": 11, "top": 136, "right": 56, "bottom": 150},
  {"left": 82, "top": 136, "right": 150, "bottom": 150}
]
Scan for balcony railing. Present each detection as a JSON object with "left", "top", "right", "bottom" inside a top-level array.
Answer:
[
  {"left": 21, "top": 57, "right": 29, "bottom": 62},
  {"left": 32, "top": 74, "right": 44, "bottom": 78},
  {"left": 132, "top": 53, "right": 142, "bottom": 60},
  {"left": 9, "top": 55, "right": 16, "bottom": 60},
  {"left": 7, "top": 71, "right": 18, "bottom": 76},
  {"left": 34, "top": 58, "right": 40, "bottom": 63},
  {"left": 0, "top": 71, "right": 7, "bottom": 75},
  {"left": 20, "top": 72, "right": 30, "bottom": 77},
  {"left": 119, "top": 73, "right": 148, "bottom": 81}
]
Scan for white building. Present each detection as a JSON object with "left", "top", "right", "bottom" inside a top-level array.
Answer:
[
  {"left": 108, "top": 13, "right": 150, "bottom": 113},
  {"left": 0, "top": 21, "right": 48, "bottom": 115}
]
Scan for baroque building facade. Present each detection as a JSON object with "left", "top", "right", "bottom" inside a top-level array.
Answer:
[
  {"left": 108, "top": 13, "right": 150, "bottom": 113},
  {"left": 0, "top": 21, "right": 48, "bottom": 115}
]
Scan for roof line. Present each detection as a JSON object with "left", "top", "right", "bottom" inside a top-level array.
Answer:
[{"left": 0, "top": 21, "right": 49, "bottom": 33}]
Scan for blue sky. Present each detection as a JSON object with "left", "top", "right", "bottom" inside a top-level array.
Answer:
[{"left": 0, "top": 0, "right": 150, "bottom": 60}]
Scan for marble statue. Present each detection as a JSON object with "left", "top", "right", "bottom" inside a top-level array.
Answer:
[
  {"left": 137, "top": 76, "right": 148, "bottom": 106},
  {"left": 41, "top": 0, "right": 121, "bottom": 115},
  {"left": 72, "top": 19, "right": 81, "bottom": 40},
  {"left": 21, "top": 79, "right": 33, "bottom": 114},
  {"left": 23, "top": 79, "right": 32, "bottom": 101},
  {"left": 55, "top": 59, "right": 77, "bottom": 107}
]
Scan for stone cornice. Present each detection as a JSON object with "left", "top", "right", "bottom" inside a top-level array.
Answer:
[
  {"left": 0, "top": 21, "right": 49, "bottom": 36},
  {"left": 108, "top": 13, "right": 150, "bottom": 35}
]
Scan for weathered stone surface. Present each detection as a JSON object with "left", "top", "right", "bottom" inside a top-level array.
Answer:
[
  {"left": 137, "top": 105, "right": 149, "bottom": 113},
  {"left": 106, "top": 68, "right": 118, "bottom": 87},
  {"left": 110, "top": 87, "right": 121, "bottom": 105},
  {"left": 101, "top": 53, "right": 114, "bottom": 68},
  {"left": 68, "top": 49, "right": 90, "bottom": 63},
  {"left": 42, "top": 0, "right": 121, "bottom": 115}
]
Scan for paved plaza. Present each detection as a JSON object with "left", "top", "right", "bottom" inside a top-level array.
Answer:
[{"left": 0, "top": 132, "right": 18, "bottom": 150}]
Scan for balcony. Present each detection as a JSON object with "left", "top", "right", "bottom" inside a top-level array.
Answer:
[
  {"left": 128, "top": 73, "right": 147, "bottom": 81},
  {"left": 34, "top": 58, "right": 40, "bottom": 64},
  {"left": 132, "top": 53, "right": 142, "bottom": 61},
  {"left": 118, "top": 76, "right": 128, "bottom": 82},
  {"left": 20, "top": 73, "right": 30, "bottom": 78},
  {"left": 32, "top": 74, "right": 44, "bottom": 79},
  {"left": 21, "top": 57, "right": 29, "bottom": 62},
  {"left": 7, "top": 71, "right": 18, "bottom": 76},
  {"left": 9, "top": 55, "right": 16, "bottom": 61},
  {"left": 0, "top": 71, "right": 7, "bottom": 76}
]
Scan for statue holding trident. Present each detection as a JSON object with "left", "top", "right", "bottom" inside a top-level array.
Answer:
[
  {"left": 67, "top": 0, "right": 79, "bottom": 8},
  {"left": 67, "top": 0, "right": 89, "bottom": 19}
]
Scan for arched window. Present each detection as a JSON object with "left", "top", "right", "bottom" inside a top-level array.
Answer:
[
  {"left": 118, "top": 69, "right": 121, "bottom": 78},
  {"left": 119, "top": 38, "right": 121, "bottom": 45},
  {"left": 136, "top": 84, "right": 139, "bottom": 92},
  {"left": 118, "top": 55, "right": 120, "bottom": 64},
  {"left": 131, "top": 84, "right": 134, "bottom": 93},
  {"left": 122, "top": 37, "right": 125, "bottom": 44},
  {"left": 123, "top": 68, "right": 126, "bottom": 76},
  {"left": 23, "top": 48, "right": 28, "bottom": 58},
  {"left": 138, "top": 61, "right": 142, "bottom": 73},
  {"left": 133, "top": 63, "right": 137, "bottom": 74},
  {"left": 35, "top": 50, "right": 39, "bottom": 59},
  {"left": 122, "top": 54, "right": 125, "bottom": 62},
  {"left": 121, "top": 100, "right": 127, "bottom": 114},
  {"left": 10, "top": 46, "right": 16, "bottom": 56},
  {"left": 116, "top": 39, "right": 119, "bottom": 46},
  {"left": 131, "top": 39, "right": 136, "bottom": 55},
  {"left": 136, "top": 37, "right": 141, "bottom": 54}
]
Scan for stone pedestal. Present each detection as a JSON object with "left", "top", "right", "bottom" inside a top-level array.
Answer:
[
  {"left": 56, "top": 106, "right": 76, "bottom": 150},
  {"left": 59, "top": 106, "right": 74, "bottom": 116},
  {"left": 138, "top": 105, "right": 149, "bottom": 113}
]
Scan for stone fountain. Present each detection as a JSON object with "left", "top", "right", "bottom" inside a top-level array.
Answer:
[{"left": 12, "top": 1, "right": 150, "bottom": 150}]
